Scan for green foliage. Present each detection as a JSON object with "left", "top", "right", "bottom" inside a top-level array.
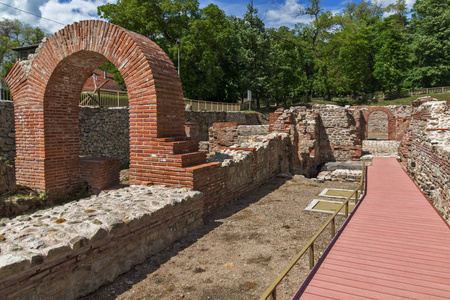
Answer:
[
  {"left": 409, "top": 0, "right": 450, "bottom": 87},
  {"left": 0, "top": 18, "right": 48, "bottom": 76},
  {"left": 98, "top": 61, "right": 126, "bottom": 89},
  {"left": 94, "top": 0, "right": 450, "bottom": 105}
]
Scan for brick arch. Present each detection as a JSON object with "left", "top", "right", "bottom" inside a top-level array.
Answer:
[
  {"left": 5, "top": 20, "right": 188, "bottom": 197},
  {"left": 363, "top": 107, "right": 396, "bottom": 140}
]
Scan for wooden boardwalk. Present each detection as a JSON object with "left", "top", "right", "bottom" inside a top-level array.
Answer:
[{"left": 294, "top": 157, "right": 450, "bottom": 299}]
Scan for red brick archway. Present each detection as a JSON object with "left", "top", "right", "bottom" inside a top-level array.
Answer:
[
  {"left": 363, "top": 107, "right": 396, "bottom": 140},
  {"left": 6, "top": 20, "right": 198, "bottom": 197}
]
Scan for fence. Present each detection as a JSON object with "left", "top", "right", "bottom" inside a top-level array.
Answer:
[
  {"left": 80, "top": 89, "right": 129, "bottom": 107},
  {"left": 184, "top": 98, "right": 240, "bottom": 112},
  {"left": 0, "top": 88, "right": 11, "bottom": 101}
]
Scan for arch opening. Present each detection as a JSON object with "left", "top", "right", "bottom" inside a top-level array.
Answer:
[
  {"left": 367, "top": 110, "right": 389, "bottom": 140},
  {"left": 6, "top": 20, "right": 188, "bottom": 198}
]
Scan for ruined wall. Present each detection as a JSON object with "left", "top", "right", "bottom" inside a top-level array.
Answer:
[
  {"left": 367, "top": 110, "right": 389, "bottom": 139},
  {"left": 401, "top": 99, "right": 450, "bottom": 221},
  {"left": 0, "top": 130, "right": 291, "bottom": 300},
  {"left": 192, "top": 131, "right": 290, "bottom": 212},
  {"left": 0, "top": 105, "right": 268, "bottom": 165},
  {"left": 0, "top": 186, "right": 204, "bottom": 299},
  {"left": 0, "top": 101, "right": 14, "bottom": 163},
  {"left": 312, "top": 104, "right": 362, "bottom": 163},
  {"left": 185, "top": 111, "right": 268, "bottom": 141}
]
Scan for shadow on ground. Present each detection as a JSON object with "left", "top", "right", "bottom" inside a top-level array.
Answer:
[{"left": 80, "top": 177, "right": 288, "bottom": 300}]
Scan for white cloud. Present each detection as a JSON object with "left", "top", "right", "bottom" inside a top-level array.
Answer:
[
  {"left": 0, "top": 0, "right": 115, "bottom": 34},
  {"left": 265, "top": 0, "right": 309, "bottom": 27}
]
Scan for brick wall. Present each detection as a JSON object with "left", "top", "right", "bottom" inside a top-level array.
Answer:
[
  {"left": 79, "top": 157, "right": 120, "bottom": 194},
  {"left": 6, "top": 20, "right": 190, "bottom": 198}
]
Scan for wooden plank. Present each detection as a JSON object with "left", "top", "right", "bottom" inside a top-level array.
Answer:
[{"left": 296, "top": 158, "right": 450, "bottom": 299}]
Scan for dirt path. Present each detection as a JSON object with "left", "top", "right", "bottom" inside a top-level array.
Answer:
[{"left": 81, "top": 176, "right": 357, "bottom": 300}]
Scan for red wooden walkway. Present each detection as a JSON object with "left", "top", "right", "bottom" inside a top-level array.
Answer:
[{"left": 294, "top": 157, "right": 450, "bottom": 299}]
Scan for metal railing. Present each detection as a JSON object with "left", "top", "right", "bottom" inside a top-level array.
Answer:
[
  {"left": 260, "top": 162, "right": 366, "bottom": 300},
  {"left": 80, "top": 89, "right": 128, "bottom": 107},
  {"left": 1, "top": 88, "right": 11, "bottom": 101},
  {"left": 184, "top": 98, "right": 240, "bottom": 112}
]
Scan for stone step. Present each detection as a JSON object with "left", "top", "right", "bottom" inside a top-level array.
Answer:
[
  {"left": 169, "top": 152, "right": 207, "bottom": 168},
  {"left": 362, "top": 140, "right": 400, "bottom": 156},
  {"left": 168, "top": 140, "right": 199, "bottom": 155},
  {"left": 154, "top": 136, "right": 186, "bottom": 142},
  {"left": 322, "top": 162, "right": 363, "bottom": 172},
  {"left": 361, "top": 154, "right": 400, "bottom": 163}
]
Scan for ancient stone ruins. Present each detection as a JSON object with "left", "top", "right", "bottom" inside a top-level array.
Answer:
[{"left": 0, "top": 20, "right": 449, "bottom": 299}]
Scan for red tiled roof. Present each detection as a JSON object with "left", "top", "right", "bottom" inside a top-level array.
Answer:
[{"left": 82, "top": 69, "right": 124, "bottom": 92}]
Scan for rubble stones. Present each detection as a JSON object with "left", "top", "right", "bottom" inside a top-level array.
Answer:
[
  {"left": 0, "top": 101, "right": 15, "bottom": 164},
  {"left": 0, "top": 185, "right": 203, "bottom": 265}
]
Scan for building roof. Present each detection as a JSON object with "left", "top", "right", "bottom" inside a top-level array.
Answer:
[
  {"left": 11, "top": 44, "right": 40, "bottom": 52},
  {"left": 82, "top": 69, "right": 124, "bottom": 92}
]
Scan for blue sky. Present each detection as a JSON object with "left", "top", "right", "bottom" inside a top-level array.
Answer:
[{"left": 0, "top": 0, "right": 415, "bottom": 34}]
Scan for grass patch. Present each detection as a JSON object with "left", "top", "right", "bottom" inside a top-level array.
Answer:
[{"left": 369, "top": 91, "right": 450, "bottom": 106}]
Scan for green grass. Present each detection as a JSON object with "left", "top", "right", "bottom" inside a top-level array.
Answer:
[{"left": 368, "top": 91, "right": 450, "bottom": 106}]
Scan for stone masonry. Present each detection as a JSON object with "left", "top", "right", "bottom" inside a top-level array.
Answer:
[
  {"left": 367, "top": 110, "right": 389, "bottom": 139},
  {"left": 0, "top": 186, "right": 204, "bottom": 299},
  {"left": 0, "top": 101, "right": 14, "bottom": 163},
  {"left": 401, "top": 98, "right": 450, "bottom": 221}
]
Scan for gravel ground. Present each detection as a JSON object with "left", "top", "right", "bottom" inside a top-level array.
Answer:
[{"left": 81, "top": 175, "right": 358, "bottom": 300}]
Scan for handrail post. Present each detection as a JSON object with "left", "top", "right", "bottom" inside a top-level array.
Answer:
[
  {"left": 345, "top": 202, "right": 349, "bottom": 217},
  {"left": 270, "top": 289, "right": 276, "bottom": 300},
  {"left": 331, "top": 217, "right": 336, "bottom": 237},
  {"left": 309, "top": 242, "right": 315, "bottom": 270}
]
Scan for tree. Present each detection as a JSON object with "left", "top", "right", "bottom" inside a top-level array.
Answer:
[
  {"left": 373, "top": 18, "right": 409, "bottom": 96},
  {"left": 295, "top": 0, "right": 340, "bottom": 101},
  {"left": 385, "top": 0, "right": 409, "bottom": 29},
  {"left": 180, "top": 4, "right": 237, "bottom": 101},
  {"left": 409, "top": 0, "right": 450, "bottom": 87},
  {"left": 98, "top": 0, "right": 199, "bottom": 53},
  {"left": 236, "top": 1, "right": 271, "bottom": 108},
  {"left": 0, "top": 18, "right": 47, "bottom": 76}
]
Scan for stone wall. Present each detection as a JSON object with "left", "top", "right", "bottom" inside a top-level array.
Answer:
[
  {"left": 79, "top": 107, "right": 129, "bottom": 165},
  {"left": 193, "top": 131, "right": 291, "bottom": 212},
  {"left": 0, "top": 186, "right": 204, "bottom": 299},
  {"left": 367, "top": 110, "right": 389, "bottom": 139},
  {"left": 0, "top": 160, "right": 15, "bottom": 194},
  {"left": 313, "top": 104, "right": 362, "bottom": 163},
  {"left": 0, "top": 105, "right": 268, "bottom": 166},
  {"left": 0, "top": 101, "right": 14, "bottom": 163},
  {"left": 269, "top": 107, "right": 321, "bottom": 176},
  {"left": 401, "top": 98, "right": 450, "bottom": 221},
  {"left": 185, "top": 111, "right": 269, "bottom": 141},
  {"left": 0, "top": 129, "right": 291, "bottom": 299},
  {"left": 362, "top": 140, "right": 400, "bottom": 156}
]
